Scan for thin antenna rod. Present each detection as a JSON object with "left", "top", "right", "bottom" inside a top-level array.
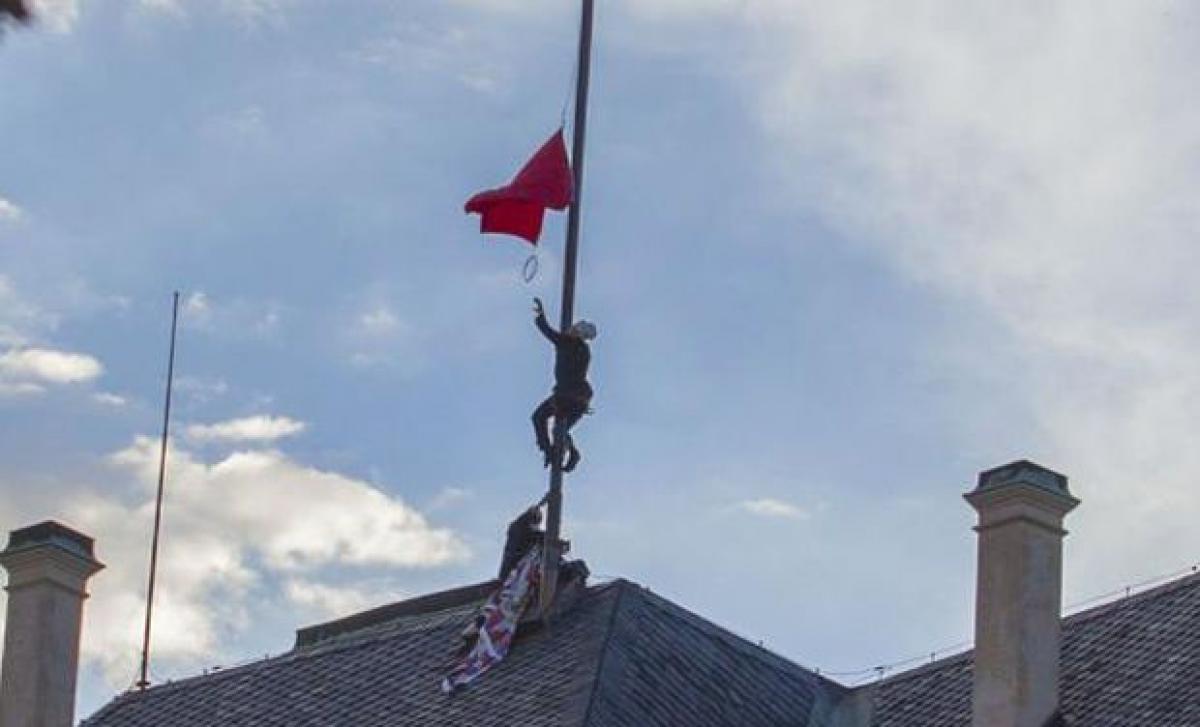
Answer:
[
  {"left": 541, "top": 0, "right": 595, "bottom": 616},
  {"left": 138, "top": 291, "right": 180, "bottom": 691}
]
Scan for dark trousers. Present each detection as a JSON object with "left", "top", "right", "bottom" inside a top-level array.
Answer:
[{"left": 531, "top": 393, "right": 588, "bottom": 453}]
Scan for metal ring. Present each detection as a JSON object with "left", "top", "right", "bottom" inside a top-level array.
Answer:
[{"left": 523, "top": 254, "right": 539, "bottom": 283}]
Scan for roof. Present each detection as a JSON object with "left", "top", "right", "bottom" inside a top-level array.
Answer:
[
  {"left": 83, "top": 578, "right": 846, "bottom": 727},
  {"left": 864, "top": 571, "right": 1200, "bottom": 725},
  {"left": 86, "top": 567, "right": 1200, "bottom": 726}
]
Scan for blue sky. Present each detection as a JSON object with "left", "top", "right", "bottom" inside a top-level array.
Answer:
[{"left": 4, "top": 0, "right": 1200, "bottom": 716}]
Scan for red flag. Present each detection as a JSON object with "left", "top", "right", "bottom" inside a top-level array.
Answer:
[{"left": 465, "top": 130, "right": 573, "bottom": 245}]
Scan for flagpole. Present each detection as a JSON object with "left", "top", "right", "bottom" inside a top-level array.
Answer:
[
  {"left": 541, "top": 0, "right": 594, "bottom": 616},
  {"left": 137, "top": 291, "right": 180, "bottom": 690}
]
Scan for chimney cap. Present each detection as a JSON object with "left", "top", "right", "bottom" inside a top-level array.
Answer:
[
  {"left": 975, "top": 459, "right": 1072, "bottom": 498},
  {"left": 3, "top": 521, "right": 98, "bottom": 562}
]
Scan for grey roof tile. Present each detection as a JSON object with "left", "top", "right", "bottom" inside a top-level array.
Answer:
[
  {"left": 89, "top": 566, "right": 1200, "bottom": 727},
  {"left": 83, "top": 579, "right": 843, "bottom": 727},
  {"left": 585, "top": 585, "right": 845, "bottom": 727},
  {"left": 867, "top": 571, "right": 1200, "bottom": 726}
]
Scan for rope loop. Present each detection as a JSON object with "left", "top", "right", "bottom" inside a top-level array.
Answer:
[{"left": 523, "top": 254, "right": 539, "bottom": 283}]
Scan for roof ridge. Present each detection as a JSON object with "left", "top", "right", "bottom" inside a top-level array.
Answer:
[
  {"left": 294, "top": 579, "right": 497, "bottom": 648},
  {"left": 866, "top": 647, "right": 973, "bottom": 689},
  {"left": 860, "top": 569, "right": 1200, "bottom": 693},
  {"left": 577, "top": 578, "right": 632, "bottom": 726},
  {"left": 1062, "top": 568, "right": 1200, "bottom": 626}
]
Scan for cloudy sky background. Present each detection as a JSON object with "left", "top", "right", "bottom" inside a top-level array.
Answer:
[{"left": 4, "top": 0, "right": 1200, "bottom": 715}]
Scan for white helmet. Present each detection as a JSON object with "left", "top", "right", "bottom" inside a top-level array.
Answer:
[{"left": 569, "top": 320, "right": 597, "bottom": 340}]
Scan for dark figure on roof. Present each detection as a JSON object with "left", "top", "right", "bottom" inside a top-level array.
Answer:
[
  {"left": 530, "top": 297, "right": 596, "bottom": 473},
  {"left": 1, "top": 0, "right": 31, "bottom": 23},
  {"left": 498, "top": 506, "right": 543, "bottom": 579}
]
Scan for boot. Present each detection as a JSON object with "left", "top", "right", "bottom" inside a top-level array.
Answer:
[
  {"left": 563, "top": 447, "right": 581, "bottom": 473},
  {"left": 563, "top": 437, "right": 581, "bottom": 473}
]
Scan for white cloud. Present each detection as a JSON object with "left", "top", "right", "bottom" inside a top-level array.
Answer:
[
  {"left": 205, "top": 105, "right": 268, "bottom": 143},
  {"left": 110, "top": 438, "right": 467, "bottom": 570},
  {"left": 0, "top": 277, "right": 53, "bottom": 347},
  {"left": 137, "top": 0, "right": 184, "bottom": 15},
  {"left": 0, "top": 198, "right": 22, "bottom": 224},
  {"left": 347, "top": 19, "right": 509, "bottom": 95},
  {"left": 0, "top": 326, "right": 25, "bottom": 349},
  {"left": 447, "top": 0, "right": 557, "bottom": 14},
  {"left": 92, "top": 392, "right": 128, "bottom": 407},
  {"left": 0, "top": 281, "right": 103, "bottom": 398},
  {"left": 29, "top": 0, "right": 79, "bottom": 33},
  {"left": 65, "top": 437, "right": 468, "bottom": 683},
  {"left": 257, "top": 309, "right": 281, "bottom": 332},
  {"left": 723, "top": 1, "right": 1200, "bottom": 591},
  {"left": 134, "top": 0, "right": 289, "bottom": 27},
  {"left": 182, "top": 291, "right": 210, "bottom": 321},
  {"left": 621, "top": 0, "right": 742, "bottom": 21},
  {"left": 358, "top": 306, "right": 403, "bottom": 336},
  {"left": 186, "top": 415, "right": 307, "bottom": 443},
  {"left": 456, "top": 71, "right": 499, "bottom": 94},
  {"left": 180, "top": 291, "right": 282, "bottom": 339},
  {"left": 427, "top": 486, "right": 472, "bottom": 511},
  {"left": 0, "top": 382, "right": 45, "bottom": 397},
  {"left": 0, "top": 348, "right": 103, "bottom": 384},
  {"left": 175, "top": 376, "right": 229, "bottom": 406},
  {"left": 220, "top": 0, "right": 286, "bottom": 29},
  {"left": 737, "top": 498, "right": 808, "bottom": 521},
  {"left": 285, "top": 579, "right": 396, "bottom": 619},
  {"left": 342, "top": 298, "right": 427, "bottom": 374}
]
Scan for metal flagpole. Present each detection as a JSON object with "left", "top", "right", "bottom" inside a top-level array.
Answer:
[
  {"left": 541, "top": 0, "right": 595, "bottom": 616},
  {"left": 137, "top": 291, "right": 180, "bottom": 690}
]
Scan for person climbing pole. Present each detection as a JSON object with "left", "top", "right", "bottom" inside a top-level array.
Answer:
[{"left": 530, "top": 296, "right": 596, "bottom": 473}]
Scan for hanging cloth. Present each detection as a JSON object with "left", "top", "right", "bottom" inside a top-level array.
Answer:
[
  {"left": 464, "top": 129, "right": 573, "bottom": 245},
  {"left": 441, "top": 548, "right": 542, "bottom": 693}
]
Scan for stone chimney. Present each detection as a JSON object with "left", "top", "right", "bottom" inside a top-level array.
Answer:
[
  {"left": 965, "top": 461, "right": 1078, "bottom": 727},
  {"left": 0, "top": 522, "right": 103, "bottom": 727}
]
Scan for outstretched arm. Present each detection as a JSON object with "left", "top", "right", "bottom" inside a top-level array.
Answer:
[{"left": 533, "top": 297, "right": 562, "bottom": 344}]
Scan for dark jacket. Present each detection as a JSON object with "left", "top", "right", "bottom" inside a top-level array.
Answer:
[
  {"left": 499, "top": 509, "right": 544, "bottom": 579},
  {"left": 535, "top": 313, "right": 592, "bottom": 399}
]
